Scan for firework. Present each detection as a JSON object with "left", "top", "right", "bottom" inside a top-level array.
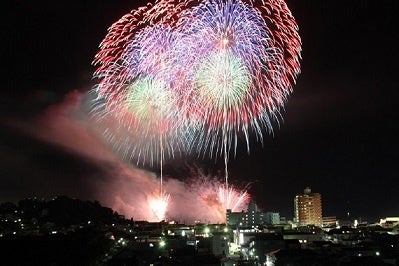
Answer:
[
  {"left": 187, "top": 168, "right": 250, "bottom": 222},
  {"left": 197, "top": 183, "right": 250, "bottom": 222},
  {"left": 90, "top": 1, "right": 301, "bottom": 225},
  {"left": 102, "top": 165, "right": 249, "bottom": 224},
  {"left": 91, "top": 0, "right": 301, "bottom": 165},
  {"left": 90, "top": 0, "right": 194, "bottom": 166},
  {"left": 177, "top": 0, "right": 301, "bottom": 159},
  {"left": 91, "top": 26, "right": 192, "bottom": 165},
  {"left": 90, "top": 0, "right": 300, "bottom": 209},
  {"left": 218, "top": 184, "right": 249, "bottom": 211},
  {"left": 149, "top": 191, "right": 170, "bottom": 221},
  {"left": 173, "top": 0, "right": 301, "bottom": 191}
]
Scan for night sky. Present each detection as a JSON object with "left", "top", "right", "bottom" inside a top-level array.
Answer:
[{"left": 1, "top": 0, "right": 398, "bottom": 222}]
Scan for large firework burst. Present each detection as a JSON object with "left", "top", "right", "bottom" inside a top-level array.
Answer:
[
  {"left": 178, "top": 0, "right": 301, "bottom": 159},
  {"left": 91, "top": 0, "right": 301, "bottom": 164}
]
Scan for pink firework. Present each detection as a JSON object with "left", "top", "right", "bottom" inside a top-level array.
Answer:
[
  {"left": 91, "top": 0, "right": 301, "bottom": 164},
  {"left": 90, "top": 1, "right": 206, "bottom": 167},
  {"left": 187, "top": 168, "right": 250, "bottom": 222},
  {"left": 176, "top": 0, "right": 302, "bottom": 159},
  {"left": 90, "top": 0, "right": 300, "bottom": 211},
  {"left": 218, "top": 184, "right": 250, "bottom": 212}
]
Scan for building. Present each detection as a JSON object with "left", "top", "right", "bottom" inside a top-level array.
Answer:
[
  {"left": 247, "top": 203, "right": 265, "bottom": 226},
  {"left": 227, "top": 203, "right": 279, "bottom": 227},
  {"left": 294, "top": 187, "right": 322, "bottom": 227},
  {"left": 265, "top": 212, "right": 280, "bottom": 225},
  {"left": 210, "top": 232, "right": 229, "bottom": 257},
  {"left": 322, "top": 216, "right": 337, "bottom": 228},
  {"left": 283, "top": 231, "right": 322, "bottom": 249},
  {"left": 226, "top": 209, "right": 245, "bottom": 226},
  {"left": 379, "top": 217, "right": 399, "bottom": 228},
  {"left": 245, "top": 233, "right": 285, "bottom": 264}
]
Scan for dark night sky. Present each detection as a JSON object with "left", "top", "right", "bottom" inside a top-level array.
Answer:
[{"left": 1, "top": 0, "right": 398, "bottom": 222}]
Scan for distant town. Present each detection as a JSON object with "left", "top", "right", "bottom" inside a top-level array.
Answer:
[{"left": 0, "top": 187, "right": 398, "bottom": 265}]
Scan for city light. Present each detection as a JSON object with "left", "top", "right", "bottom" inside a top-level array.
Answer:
[{"left": 159, "top": 240, "right": 166, "bottom": 248}]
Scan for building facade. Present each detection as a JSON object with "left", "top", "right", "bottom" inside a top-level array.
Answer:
[
  {"left": 247, "top": 203, "right": 265, "bottom": 226},
  {"left": 265, "top": 212, "right": 280, "bottom": 225},
  {"left": 294, "top": 187, "right": 322, "bottom": 227},
  {"left": 227, "top": 203, "right": 280, "bottom": 227}
]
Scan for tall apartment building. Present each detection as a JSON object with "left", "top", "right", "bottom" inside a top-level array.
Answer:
[{"left": 294, "top": 187, "right": 322, "bottom": 227}]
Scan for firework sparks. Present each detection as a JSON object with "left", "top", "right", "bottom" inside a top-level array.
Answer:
[
  {"left": 90, "top": 0, "right": 300, "bottom": 221},
  {"left": 177, "top": 0, "right": 301, "bottom": 160},
  {"left": 149, "top": 192, "right": 170, "bottom": 221},
  {"left": 218, "top": 184, "right": 249, "bottom": 211},
  {"left": 186, "top": 168, "right": 250, "bottom": 222},
  {"left": 91, "top": 0, "right": 301, "bottom": 164}
]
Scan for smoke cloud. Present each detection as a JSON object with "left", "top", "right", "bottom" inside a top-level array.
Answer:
[{"left": 27, "top": 90, "right": 249, "bottom": 224}]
